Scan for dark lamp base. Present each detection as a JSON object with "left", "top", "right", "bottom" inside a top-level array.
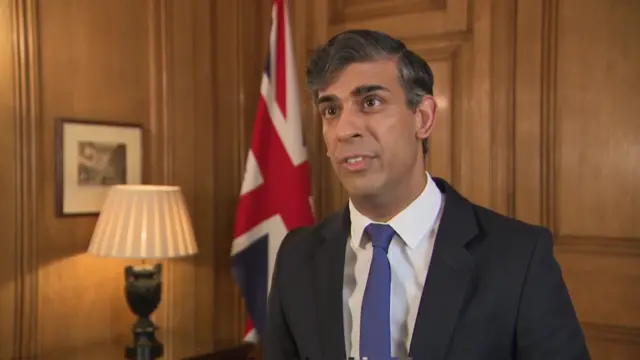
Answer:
[
  {"left": 125, "top": 341, "right": 163, "bottom": 359},
  {"left": 124, "top": 263, "right": 164, "bottom": 359}
]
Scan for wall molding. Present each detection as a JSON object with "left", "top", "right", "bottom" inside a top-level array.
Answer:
[
  {"left": 329, "top": 0, "right": 447, "bottom": 24},
  {"left": 540, "top": 0, "right": 558, "bottom": 231},
  {"left": 583, "top": 322, "right": 640, "bottom": 345},
  {"left": 11, "top": 0, "right": 41, "bottom": 357},
  {"left": 556, "top": 235, "right": 640, "bottom": 257},
  {"left": 490, "top": 0, "right": 517, "bottom": 217},
  {"left": 404, "top": 31, "right": 471, "bottom": 60},
  {"left": 211, "top": 0, "right": 251, "bottom": 344},
  {"left": 147, "top": 0, "right": 175, "bottom": 337}
]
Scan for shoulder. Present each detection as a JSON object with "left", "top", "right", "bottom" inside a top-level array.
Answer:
[
  {"left": 276, "top": 209, "right": 345, "bottom": 261},
  {"left": 435, "top": 177, "right": 551, "bottom": 249},
  {"left": 473, "top": 204, "right": 551, "bottom": 240},
  {"left": 469, "top": 202, "right": 554, "bottom": 260}
]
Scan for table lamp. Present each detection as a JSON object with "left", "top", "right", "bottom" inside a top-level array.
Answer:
[{"left": 87, "top": 185, "right": 199, "bottom": 359}]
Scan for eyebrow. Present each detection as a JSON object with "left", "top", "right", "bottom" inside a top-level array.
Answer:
[{"left": 315, "top": 84, "right": 391, "bottom": 105}]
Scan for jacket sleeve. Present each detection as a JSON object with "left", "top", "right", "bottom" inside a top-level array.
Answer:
[
  {"left": 262, "top": 230, "right": 300, "bottom": 360},
  {"left": 516, "top": 228, "right": 591, "bottom": 360}
]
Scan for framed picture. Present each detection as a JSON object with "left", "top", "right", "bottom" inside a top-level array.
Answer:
[{"left": 55, "top": 118, "right": 143, "bottom": 216}]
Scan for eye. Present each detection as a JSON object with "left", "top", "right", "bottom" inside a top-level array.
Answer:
[
  {"left": 321, "top": 105, "right": 340, "bottom": 119},
  {"left": 362, "top": 96, "right": 382, "bottom": 109}
]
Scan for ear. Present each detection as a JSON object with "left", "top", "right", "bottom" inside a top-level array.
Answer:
[{"left": 414, "top": 95, "right": 437, "bottom": 141}]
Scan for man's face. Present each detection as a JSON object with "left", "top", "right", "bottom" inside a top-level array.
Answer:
[{"left": 316, "top": 59, "right": 435, "bottom": 199}]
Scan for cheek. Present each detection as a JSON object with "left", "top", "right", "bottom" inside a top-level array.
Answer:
[
  {"left": 368, "top": 111, "right": 399, "bottom": 139},
  {"left": 371, "top": 113, "right": 416, "bottom": 157}
]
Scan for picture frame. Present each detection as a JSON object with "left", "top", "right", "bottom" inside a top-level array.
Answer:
[{"left": 55, "top": 117, "right": 144, "bottom": 217}]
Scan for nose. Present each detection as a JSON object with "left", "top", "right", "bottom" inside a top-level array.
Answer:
[{"left": 335, "top": 107, "right": 362, "bottom": 142}]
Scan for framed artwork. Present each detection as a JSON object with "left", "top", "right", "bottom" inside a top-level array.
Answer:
[{"left": 55, "top": 118, "right": 143, "bottom": 217}]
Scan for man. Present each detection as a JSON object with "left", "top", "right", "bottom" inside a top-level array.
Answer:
[{"left": 264, "top": 29, "right": 590, "bottom": 360}]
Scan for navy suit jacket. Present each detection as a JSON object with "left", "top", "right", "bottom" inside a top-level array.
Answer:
[{"left": 264, "top": 178, "right": 590, "bottom": 360}]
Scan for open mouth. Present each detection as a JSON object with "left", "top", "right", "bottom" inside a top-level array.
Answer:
[{"left": 340, "top": 155, "right": 370, "bottom": 172}]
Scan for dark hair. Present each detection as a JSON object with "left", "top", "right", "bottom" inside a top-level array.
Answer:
[{"left": 305, "top": 29, "right": 435, "bottom": 154}]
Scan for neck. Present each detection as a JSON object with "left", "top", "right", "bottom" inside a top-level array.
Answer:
[{"left": 351, "top": 168, "right": 428, "bottom": 223}]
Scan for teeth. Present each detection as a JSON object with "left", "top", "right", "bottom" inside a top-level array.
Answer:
[{"left": 346, "top": 157, "right": 363, "bottom": 164}]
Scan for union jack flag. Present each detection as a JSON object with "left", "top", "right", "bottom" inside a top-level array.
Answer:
[{"left": 230, "top": 0, "right": 315, "bottom": 343}]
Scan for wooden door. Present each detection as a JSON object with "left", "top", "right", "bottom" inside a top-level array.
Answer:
[
  {"left": 514, "top": 0, "right": 640, "bottom": 358},
  {"left": 289, "top": 0, "right": 514, "bottom": 219}
]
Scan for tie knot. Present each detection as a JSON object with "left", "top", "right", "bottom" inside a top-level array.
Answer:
[{"left": 364, "top": 223, "right": 395, "bottom": 252}]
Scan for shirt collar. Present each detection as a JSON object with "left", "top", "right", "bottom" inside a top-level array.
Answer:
[{"left": 349, "top": 173, "right": 443, "bottom": 249}]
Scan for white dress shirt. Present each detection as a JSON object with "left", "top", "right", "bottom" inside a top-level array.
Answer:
[{"left": 342, "top": 173, "right": 444, "bottom": 359}]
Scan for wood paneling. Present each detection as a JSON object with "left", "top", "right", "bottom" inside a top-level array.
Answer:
[
  {"left": 37, "top": 1, "right": 152, "bottom": 354},
  {"left": 328, "top": 0, "right": 468, "bottom": 40},
  {"left": 514, "top": 0, "right": 640, "bottom": 357},
  {"left": 210, "top": 0, "right": 272, "bottom": 348},
  {"left": 0, "top": 0, "right": 217, "bottom": 358},
  {"left": 0, "top": 1, "right": 18, "bottom": 358},
  {"left": 329, "top": 0, "right": 447, "bottom": 24},
  {"left": 1, "top": 0, "right": 638, "bottom": 359}
]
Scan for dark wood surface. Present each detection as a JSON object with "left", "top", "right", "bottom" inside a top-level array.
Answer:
[
  {"left": 13, "top": 333, "right": 256, "bottom": 360},
  {"left": 185, "top": 343, "right": 256, "bottom": 360}
]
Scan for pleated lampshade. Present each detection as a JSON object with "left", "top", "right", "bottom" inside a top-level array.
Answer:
[{"left": 88, "top": 185, "right": 198, "bottom": 259}]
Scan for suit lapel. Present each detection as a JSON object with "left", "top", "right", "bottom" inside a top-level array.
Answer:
[
  {"left": 409, "top": 178, "right": 479, "bottom": 360},
  {"left": 314, "top": 209, "right": 349, "bottom": 360}
]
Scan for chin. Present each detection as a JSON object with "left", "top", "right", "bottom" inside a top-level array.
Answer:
[{"left": 340, "top": 176, "right": 383, "bottom": 199}]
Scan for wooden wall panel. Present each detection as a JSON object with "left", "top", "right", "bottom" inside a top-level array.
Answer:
[
  {"left": 328, "top": 0, "right": 468, "bottom": 40},
  {"left": 330, "top": 0, "right": 447, "bottom": 24},
  {"left": 554, "top": 1, "right": 639, "bottom": 238},
  {"left": 514, "top": 0, "right": 640, "bottom": 357},
  {"left": 37, "top": 0, "right": 152, "bottom": 352},
  {"left": 0, "top": 1, "right": 18, "bottom": 358},
  {"left": 7, "top": 0, "right": 41, "bottom": 356},
  {"left": 0, "top": 0, "right": 217, "bottom": 358},
  {"left": 186, "top": 1, "right": 217, "bottom": 355},
  {"left": 153, "top": 1, "right": 216, "bottom": 356},
  {"left": 1, "top": 0, "right": 637, "bottom": 359},
  {"left": 209, "top": 0, "right": 273, "bottom": 350}
]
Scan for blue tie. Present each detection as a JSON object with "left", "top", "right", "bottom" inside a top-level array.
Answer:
[{"left": 360, "top": 223, "right": 396, "bottom": 360}]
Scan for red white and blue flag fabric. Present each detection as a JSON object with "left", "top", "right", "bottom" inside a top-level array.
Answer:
[{"left": 230, "top": 0, "right": 315, "bottom": 343}]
